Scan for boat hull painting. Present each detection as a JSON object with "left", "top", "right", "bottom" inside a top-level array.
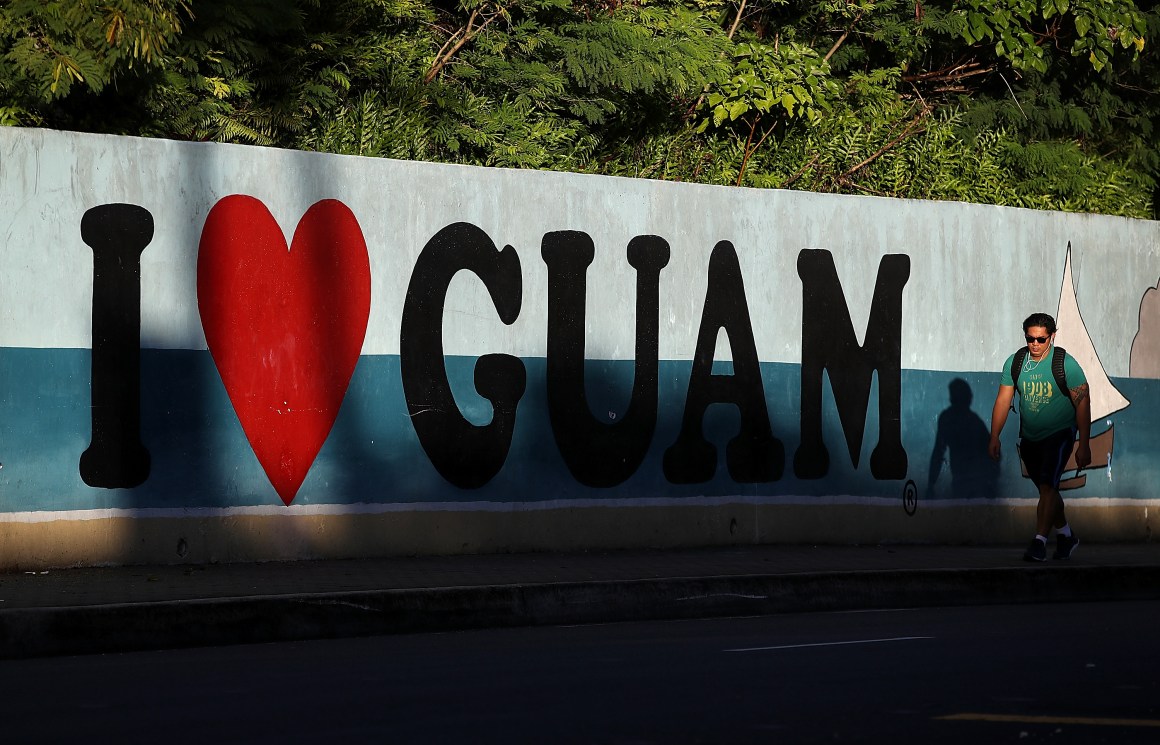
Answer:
[
  {"left": 2, "top": 128, "right": 1159, "bottom": 566},
  {"left": 1019, "top": 426, "right": 1114, "bottom": 491}
]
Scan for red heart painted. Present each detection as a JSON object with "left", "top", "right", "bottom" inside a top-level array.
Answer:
[{"left": 197, "top": 196, "right": 371, "bottom": 505}]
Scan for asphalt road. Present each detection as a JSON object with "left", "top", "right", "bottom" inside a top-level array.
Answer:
[{"left": 3, "top": 601, "right": 1157, "bottom": 744}]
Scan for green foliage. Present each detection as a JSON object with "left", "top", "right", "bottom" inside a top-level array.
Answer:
[
  {"left": 0, "top": 0, "right": 189, "bottom": 99},
  {"left": 701, "top": 41, "right": 838, "bottom": 129},
  {"left": 954, "top": 0, "right": 1146, "bottom": 73},
  {"left": 726, "top": 101, "right": 1151, "bottom": 217},
  {"left": 1, "top": 0, "right": 1156, "bottom": 218}
]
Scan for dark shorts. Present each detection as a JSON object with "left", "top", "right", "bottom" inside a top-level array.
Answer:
[{"left": 1020, "top": 426, "right": 1077, "bottom": 488}]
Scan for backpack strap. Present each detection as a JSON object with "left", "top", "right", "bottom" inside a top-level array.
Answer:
[
  {"left": 1011, "top": 347, "right": 1028, "bottom": 387},
  {"left": 1052, "top": 346, "right": 1071, "bottom": 403}
]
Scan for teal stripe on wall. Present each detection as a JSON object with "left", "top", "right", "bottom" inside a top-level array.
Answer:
[{"left": 2, "top": 347, "right": 1157, "bottom": 512}]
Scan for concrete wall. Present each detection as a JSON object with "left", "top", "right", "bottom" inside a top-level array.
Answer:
[{"left": 2, "top": 127, "right": 1159, "bottom": 569}]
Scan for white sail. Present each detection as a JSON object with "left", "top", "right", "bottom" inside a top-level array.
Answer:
[{"left": 1054, "top": 243, "right": 1131, "bottom": 421}]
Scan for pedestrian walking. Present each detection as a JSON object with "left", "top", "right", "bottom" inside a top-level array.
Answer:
[{"left": 988, "top": 313, "right": 1091, "bottom": 561}]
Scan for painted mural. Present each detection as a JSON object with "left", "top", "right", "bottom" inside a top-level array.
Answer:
[{"left": 2, "top": 127, "right": 1159, "bottom": 565}]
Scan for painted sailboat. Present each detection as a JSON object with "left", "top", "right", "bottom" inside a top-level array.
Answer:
[{"left": 1020, "top": 243, "right": 1130, "bottom": 490}]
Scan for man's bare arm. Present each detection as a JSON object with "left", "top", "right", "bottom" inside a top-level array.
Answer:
[
  {"left": 989, "top": 385, "right": 1015, "bottom": 461},
  {"left": 1071, "top": 382, "right": 1092, "bottom": 469},
  {"left": 1070, "top": 384, "right": 1090, "bottom": 433}
]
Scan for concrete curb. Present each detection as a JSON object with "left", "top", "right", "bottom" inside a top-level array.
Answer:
[{"left": 3, "top": 565, "right": 1158, "bottom": 659}]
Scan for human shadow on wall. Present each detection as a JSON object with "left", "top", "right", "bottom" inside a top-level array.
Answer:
[{"left": 927, "top": 378, "right": 998, "bottom": 499}]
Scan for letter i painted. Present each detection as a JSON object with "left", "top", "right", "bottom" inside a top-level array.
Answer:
[{"left": 79, "top": 204, "right": 152, "bottom": 488}]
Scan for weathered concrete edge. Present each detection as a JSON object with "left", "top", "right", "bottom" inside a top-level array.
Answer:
[
  {"left": 3, "top": 565, "right": 1157, "bottom": 659},
  {"left": 6, "top": 504, "right": 1157, "bottom": 572}
]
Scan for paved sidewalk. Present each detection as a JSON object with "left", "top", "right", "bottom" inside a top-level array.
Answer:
[{"left": 2, "top": 542, "right": 1159, "bottom": 659}]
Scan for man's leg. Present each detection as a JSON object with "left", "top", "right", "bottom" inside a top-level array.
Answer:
[
  {"left": 1035, "top": 483, "right": 1066, "bottom": 537},
  {"left": 1022, "top": 481, "right": 1055, "bottom": 561},
  {"left": 1038, "top": 428, "right": 1080, "bottom": 560},
  {"left": 1021, "top": 430, "right": 1073, "bottom": 562},
  {"left": 1048, "top": 483, "right": 1080, "bottom": 560}
]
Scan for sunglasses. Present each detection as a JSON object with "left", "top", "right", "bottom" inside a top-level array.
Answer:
[{"left": 1025, "top": 335, "right": 1050, "bottom": 344}]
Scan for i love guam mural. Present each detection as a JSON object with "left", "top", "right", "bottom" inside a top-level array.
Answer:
[{"left": 2, "top": 127, "right": 1159, "bottom": 564}]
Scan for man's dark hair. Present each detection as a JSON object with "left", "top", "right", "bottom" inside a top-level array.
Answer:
[{"left": 1023, "top": 312, "right": 1057, "bottom": 334}]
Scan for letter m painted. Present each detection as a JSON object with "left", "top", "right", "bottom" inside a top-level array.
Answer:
[{"left": 795, "top": 249, "right": 910, "bottom": 480}]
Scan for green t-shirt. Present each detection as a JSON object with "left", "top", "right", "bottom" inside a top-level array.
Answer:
[{"left": 1000, "top": 346, "right": 1087, "bottom": 441}]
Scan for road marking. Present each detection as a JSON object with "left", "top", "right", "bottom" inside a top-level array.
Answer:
[
  {"left": 676, "top": 593, "right": 769, "bottom": 601},
  {"left": 938, "top": 713, "right": 1160, "bottom": 728},
  {"left": 725, "top": 636, "right": 934, "bottom": 652}
]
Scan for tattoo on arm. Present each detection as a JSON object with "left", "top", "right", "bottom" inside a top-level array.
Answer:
[{"left": 1070, "top": 383, "right": 1089, "bottom": 405}]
